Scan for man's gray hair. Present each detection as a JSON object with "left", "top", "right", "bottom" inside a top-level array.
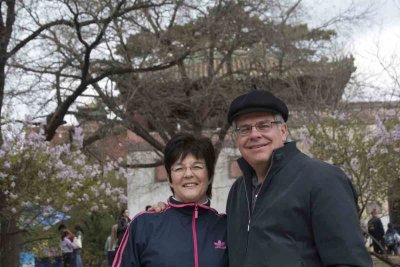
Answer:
[{"left": 273, "top": 113, "right": 284, "bottom": 123}]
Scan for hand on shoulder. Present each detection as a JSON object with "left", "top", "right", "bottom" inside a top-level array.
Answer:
[{"left": 147, "top": 201, "right": 168, "bottom": 212}]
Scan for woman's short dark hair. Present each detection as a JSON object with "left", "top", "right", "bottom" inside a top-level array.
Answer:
[
  {"left": 58, "top": 223, "right": 66, "bottom": 232},
  {"left": 164, "top": 133, "right": 216, "bottom": 198},
  {"left": 61, "top": 229, "right": 72, "bottom": 240},
  {"left": 120, "top": 208, "right": 128, "bottom": 217}
]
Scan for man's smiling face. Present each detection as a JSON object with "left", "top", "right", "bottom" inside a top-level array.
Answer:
[{"left": 235, "top": 112, "right": 288, "bottom": 169}]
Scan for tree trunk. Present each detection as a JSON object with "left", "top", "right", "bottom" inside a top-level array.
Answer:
[
  {"left": 0, "top": 62, "right": 5, "bottom": 144},
  {"left": 0, "top": 217, "right": 20, "bottom": 267},
  {"left": 0, "top": 191, "right": 20, "bottom": 267},
  {"left": 388, "top": 177, "right": 400, "bottom": 231}
]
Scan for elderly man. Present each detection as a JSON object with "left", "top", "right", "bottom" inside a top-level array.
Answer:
[
  {"left": 368, "top": 208, "right": 385, "bottom": 254},
  {"left": 226, "top": 89, "right": 372, "bottom": 266}
]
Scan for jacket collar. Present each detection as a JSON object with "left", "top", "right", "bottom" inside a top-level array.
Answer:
[
  {"left": 167, "top": 196, "right": 214, "bottom": 216},
  {"left": 237, "top": 141, "right": 299, "bottom": 180}
]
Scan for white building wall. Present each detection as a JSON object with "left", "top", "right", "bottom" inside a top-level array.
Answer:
[
  {"left": 209, "top": 147, "right": 239, "bottom": 213},
  {"left": 127, "top": 151, "right": 171, "bottom": 217}
]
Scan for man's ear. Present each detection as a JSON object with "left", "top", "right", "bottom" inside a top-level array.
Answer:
[{"left": 280, "top": 123, "right": 288, "bottom": 143}]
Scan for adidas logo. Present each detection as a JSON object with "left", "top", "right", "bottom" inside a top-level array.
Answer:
[{"left": 214, "top": 240, "right": 226, "bottom": 249}]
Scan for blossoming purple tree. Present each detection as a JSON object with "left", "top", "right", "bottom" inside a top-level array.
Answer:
[
  {"left": 0, "top": 122, "right": 130, "bottom": 265},
  {"left": 306, "top": 108, "right": 400, "bottom": 222},
  {"left": 373, "top": 111, "right": 400, "bottom": 228}
]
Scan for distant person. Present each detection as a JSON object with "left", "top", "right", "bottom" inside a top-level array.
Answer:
[
  {"left": 104, "top": 224, "right": 119, "bottom": 267},
  {"left": 112, "top": 133, "right": 228, "bottom": 267},
  {"left": 384, "top": 223, "right": 400, "bottom": 255},
  {"left": 116, "top": 208, "right": 131, "bottom": 247},
  {"left": 60, "top": 230, "right": 78, "bottom": 267},
  {"left": 368, "top": 208, "right": 385, "bottom": 254},
  {"left": 73, "top": 225, "right": 84, "bottom": 267}
]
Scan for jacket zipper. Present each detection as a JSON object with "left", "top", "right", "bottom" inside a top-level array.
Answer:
[
  {"left": 245, "top": 156, "right": 274, "bottom": 232},
  {"left": 192, "top": 204, "right": 199, "bottom": 267},
  {"left": 243, "top": 180, "right": 251, "bottom": 232}
]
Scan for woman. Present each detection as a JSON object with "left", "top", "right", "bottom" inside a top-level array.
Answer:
[
  {"left": 73, "top": 225, "right": 84, "bottom": 267},
  {"left": 105, "top": 224, "right": 119, "bottom": 266},
  {"left": 113, "top": 133, "right": 228, "bottom": 267},
  {"left": 116, "top": 208, "right": 131, "bottom": 247},
  {"left": 60, "top": 229, "right": 78, "bottom": 267}
]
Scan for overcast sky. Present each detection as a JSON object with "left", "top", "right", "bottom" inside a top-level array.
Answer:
[{"left": 303, "top": 0, "right": 400, "bottom": 101}]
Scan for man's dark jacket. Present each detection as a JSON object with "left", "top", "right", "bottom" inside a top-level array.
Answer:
[
  {"left": 368, "top": 216, "right": 384, "bottom": 240},
  {"left": 226, "top": 142, "right": 372, "bottom": 267}
]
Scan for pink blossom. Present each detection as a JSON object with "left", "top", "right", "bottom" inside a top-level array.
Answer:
[
  {"left": 62, "top": 205, "right": 72, "bottom": 212},
  {"left": 119, "top": 195, "right": 128, "bottom": 203},
  {"left": 22, "top": 201, "right": 32, "bottom": 207},
  {"left": 0, "top": 122, "right": 130, "bottom": 227},
  {"left": 83, "top": 194, "right": 89, "bottom": 202},
  {"left": 391, "top": 125, "right": 400, "bottom": 141},
  {"left": 105, "top": 188, "right": 112, "bottom": 196},
  {"left": 90, "top": 205, "right": 99, "bottom": 212}
]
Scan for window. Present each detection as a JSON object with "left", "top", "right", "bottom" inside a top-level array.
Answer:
[{"left": 155, "top": 166, "right": 168, "bottom": 182}]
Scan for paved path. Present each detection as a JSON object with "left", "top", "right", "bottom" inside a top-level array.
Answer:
[{"left": 372, "top": 255, "right": 400, "bottom": 266}]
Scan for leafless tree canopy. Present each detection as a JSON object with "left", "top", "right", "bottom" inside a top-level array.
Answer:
[
  {"left": 84, "top": 1, "right": 357, "bottom": 159},
  {"left": 1, "top": 0, "right": 363, "bottom": 152}
]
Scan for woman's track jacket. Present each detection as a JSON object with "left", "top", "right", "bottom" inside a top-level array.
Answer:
[{"left": 113, "top": 197, "right": 228, "bottom": 267}]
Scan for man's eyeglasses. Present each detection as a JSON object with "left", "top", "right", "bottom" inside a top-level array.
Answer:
[
  {"left": 234, "top": 121, "right": 282, "bottom": 136},
  {"left": 171, "top": 163, "right": 206, "bottom": 176}
]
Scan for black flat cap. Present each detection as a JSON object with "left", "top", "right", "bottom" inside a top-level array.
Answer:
[{"left": 228, "top": 90, "right": 289, "bottom": 124}]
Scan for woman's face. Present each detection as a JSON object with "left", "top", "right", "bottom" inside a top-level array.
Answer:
[
  {"left": 169, "top": 154, "right": 210, "bottom": 204},
  {"left": 123, "top": 209, "right": 129, "bottom": 218}
]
